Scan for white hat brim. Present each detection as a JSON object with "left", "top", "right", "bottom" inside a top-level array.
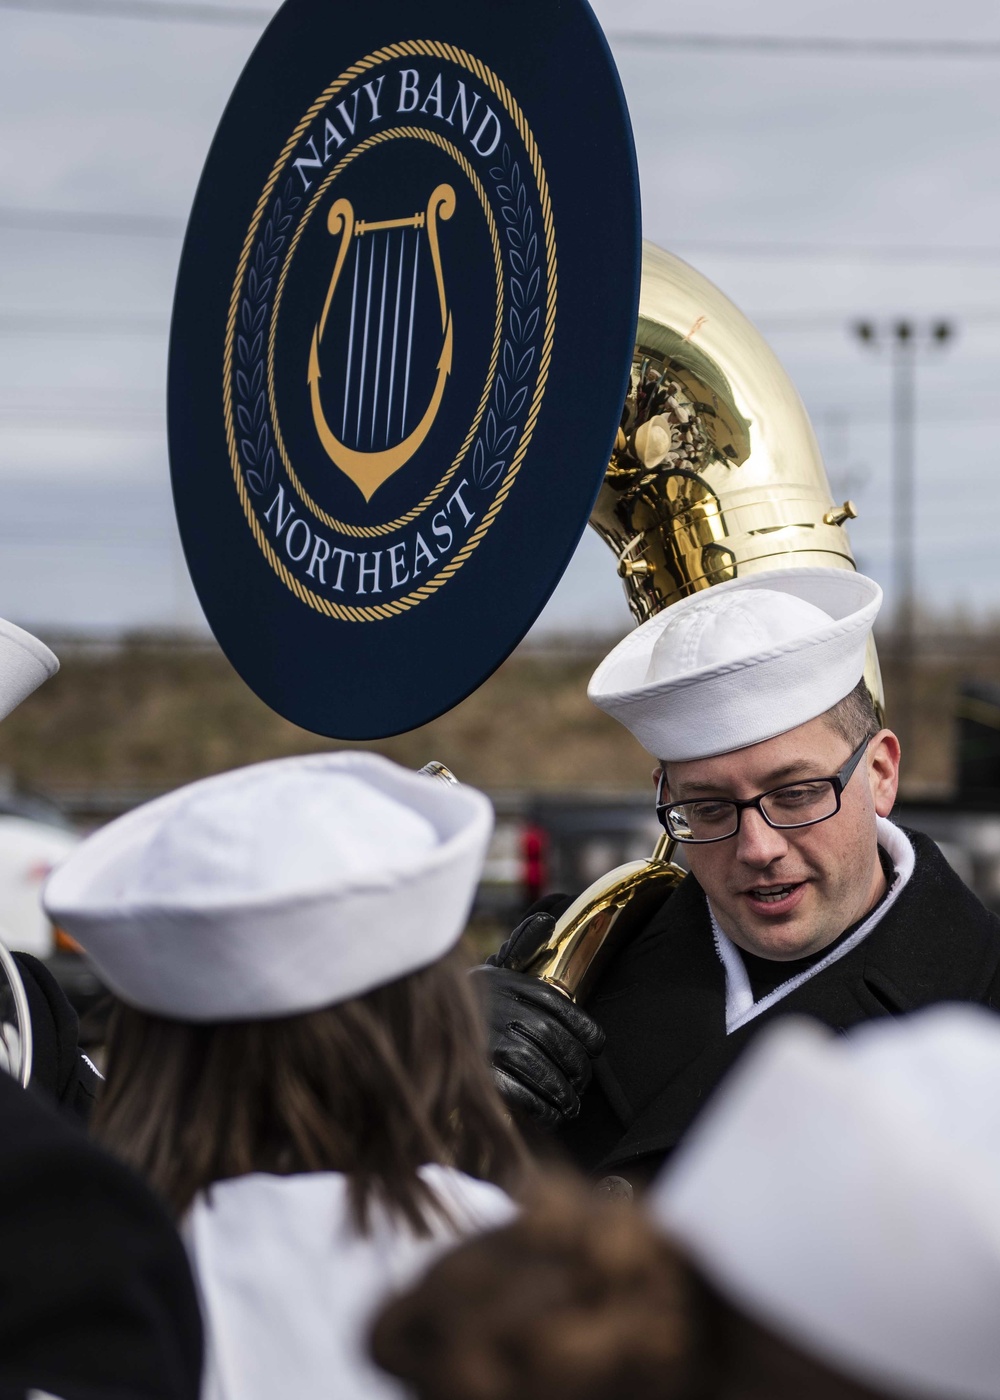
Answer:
[
  {"left": 44, "top": 752, "right": 493, "bottom": 1021},
  {"left": 589, "top": 568, "right": 882, "bottom": 761},
  {"left": 651, "top": 1009, "right": 1000, "bottom": 1400},
  {"left": 0, "top": 618, "right": 58, "bottom": 721}
]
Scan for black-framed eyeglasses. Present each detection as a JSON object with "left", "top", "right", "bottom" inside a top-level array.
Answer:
[{"left": 656, "top": 732, "right": 875, "bottom": 845}]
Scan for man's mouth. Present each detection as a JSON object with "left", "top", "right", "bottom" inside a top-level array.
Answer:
[
  {"left": 742, "top": 881, "right": 806, "bottom": 913},
  {"left": 751, "top": 883, "right": 797, "bottom": 903}
]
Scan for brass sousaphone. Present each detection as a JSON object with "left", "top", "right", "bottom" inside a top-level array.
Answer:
[{"left": 517, "top": 241, "right": 885, "bottom": 1002}]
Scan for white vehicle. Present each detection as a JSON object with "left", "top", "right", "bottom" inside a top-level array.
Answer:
[
  {"left": 0, "top": 807, "right": 101, "bottom": 1019},
  {"left": 0, "top": 813, "right": 79, "bottom": 959}
]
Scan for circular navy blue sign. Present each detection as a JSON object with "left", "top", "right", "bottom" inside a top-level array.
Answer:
[{"left": 168, "top": 0, "right": 640, "bottom": 738}]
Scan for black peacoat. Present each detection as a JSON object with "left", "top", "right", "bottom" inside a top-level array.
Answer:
[
  {"left": 0, "top": 1070, "right": 202, "bottom": 1400},
  {"left": 556, "top": 827, "right": 1000, "bottom": 1187}
]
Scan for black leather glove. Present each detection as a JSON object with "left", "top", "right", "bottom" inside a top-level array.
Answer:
[{"left": 472, "top": 909, "right": 606, "bottom": 1131}]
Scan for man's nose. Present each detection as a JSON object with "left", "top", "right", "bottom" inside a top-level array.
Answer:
[{"left": 735, "top": 805, "right": 790, "bottom": 867}]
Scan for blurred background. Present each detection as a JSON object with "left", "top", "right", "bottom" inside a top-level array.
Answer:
[{"left": 1, "top": 0, "right": 1000, "bottom": 989}]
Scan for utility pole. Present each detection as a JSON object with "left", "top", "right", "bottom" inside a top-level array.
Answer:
[{"left": 853, "top": 320, "right": 954, "bottom": 761}]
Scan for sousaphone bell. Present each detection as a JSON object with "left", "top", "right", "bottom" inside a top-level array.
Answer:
[{"left": 520, "top": 241, "right": 885, "bottom": 1001}]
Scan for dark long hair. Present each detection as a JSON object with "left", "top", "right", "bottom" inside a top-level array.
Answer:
[{"left": 92, "top": 947, "right": 527, "bottom": 1233}]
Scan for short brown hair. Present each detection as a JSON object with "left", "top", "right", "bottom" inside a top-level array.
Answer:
[
  {"left": 823, "top": 677, "right": 880, "bottom": 750},
  {"left": 371, "top": 1173, "right": 704, "bottom": 1400},
  {"left": 93, "top": 947, "right": 527, "bottom": 1232}
]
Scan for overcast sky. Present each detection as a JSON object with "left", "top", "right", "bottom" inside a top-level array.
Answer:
[{"left": 0, "top": 0, "right": 998, "bottom": 635}]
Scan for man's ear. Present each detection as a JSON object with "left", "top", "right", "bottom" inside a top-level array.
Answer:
[
  {"left": 868, "top": 730, "right": 901, "bottom": 818},
  {"left": 652, "top": 765, "right": 663, "bottom": 792}
]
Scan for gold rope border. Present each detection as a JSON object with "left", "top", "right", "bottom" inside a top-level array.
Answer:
[
  {"left": 222, "top": 40, "right": 557, "bottom": 624},
  {"left": 266, "top": 126, "right": 503, "bottom": 537}
]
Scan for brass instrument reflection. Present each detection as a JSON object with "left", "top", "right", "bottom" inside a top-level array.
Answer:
[{"left": 523, "top": 242, "right": 883, "bottom": 1000}]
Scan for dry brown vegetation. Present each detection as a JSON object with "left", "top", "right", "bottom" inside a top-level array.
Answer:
[
  {"left": 0, "top": 627, "right": 995, "bottom": 802},
  {"left": 0, "top": 635, "right": 649, "bottom": 799}
]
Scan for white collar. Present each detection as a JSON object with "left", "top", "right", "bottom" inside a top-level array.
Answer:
[
  {"left": 709, "top": 818, "right": 916, "bottom": 1035},
  {"left": 184, "top": 1168, "right": 515, "bottom": 1400}
]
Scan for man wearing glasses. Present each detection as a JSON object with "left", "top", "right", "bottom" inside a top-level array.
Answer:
[{"left": 478, "top": 569, "right": 1000, "bottom": 1186}]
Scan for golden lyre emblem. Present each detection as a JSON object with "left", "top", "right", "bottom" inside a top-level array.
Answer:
[{"left": 307, "top": 184, "right": 456, "bottom": 502}]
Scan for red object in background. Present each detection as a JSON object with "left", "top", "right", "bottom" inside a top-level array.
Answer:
[
  {"left": 521, "top": 823, "right": 549, "bottom": 907},
  {"left": 54, "top": 926, "right": 85, "bottom": 955}
]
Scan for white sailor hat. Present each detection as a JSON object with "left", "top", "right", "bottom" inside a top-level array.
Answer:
[
  {"left": 43, "top": 752, "right": 492, "bottom": 1021},
  {"left": 0, "top": 617, "right": 58, "bottom": 721},
  {"left": 650, "top": 1008, "right": 1000, "bottom": 1400},
  {"left": 589, "top": 567, "right": 882, "bottom": 762}
]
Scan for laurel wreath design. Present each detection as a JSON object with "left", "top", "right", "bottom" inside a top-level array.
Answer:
[
  {"left": 222, "top": 38, "right": 558, "bottom": 622},
  {"left": 237, "top": 176, "right": 301, "bottom": 495},
  {"left": 472, "top": 144, "right": 541, "bottom": 492}
]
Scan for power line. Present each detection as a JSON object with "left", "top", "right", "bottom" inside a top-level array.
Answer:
[
  {"left": 671, "top": 239, "right": 1000, "bottom": 265},
  {"left": 2, "top": 205, "right": 998, "bottom": 269},
  {"left": 0, "top": 206, "right": 184, "bottom": 237},
  {"left": 0, "top": 0, "right": 272, "bottom": 24},
  {"left": 1, "top": 0, "right": 998, "bottom": 58},
  {"left": 0, "top": 530, "right": 174, "bottom": 543},
  {"left": 4, "top": 307, "right": 1000, "bottom": 345},
  {"left": 608, "top": 31, "right": 1000, "bottom": 59},
  {"left": 755, "top": 310, "right": 1000, "bottom": 332},
  {"left": 0, "top": 408, "right": 159, "bottom": 420},
  {"left": 0, "top": 312, "right": 165, "bottom": 335},
  {"left": 8, "top": 411, "right": 1000, "bottom": 432},
  {"left": 819, "top": 409, "right": 1000, "bottom": 424},
  {"left": 4, "top": 307, "right": 1000, "bottom": 340},
  {"left": 0, "top": 417, "right": 162, "bottom": 431}
]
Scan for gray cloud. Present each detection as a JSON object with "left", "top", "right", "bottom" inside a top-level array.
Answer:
[{"left": 0, "top": 0, "right": 998, "bottom": 633}]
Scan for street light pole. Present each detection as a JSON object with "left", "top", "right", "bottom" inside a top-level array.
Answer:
[
  {"left": 891, "top": 323, "right": 916, "bottom": 757},
  {"left": 853, "top": 319, "right": 953, "bottom": 762}
]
